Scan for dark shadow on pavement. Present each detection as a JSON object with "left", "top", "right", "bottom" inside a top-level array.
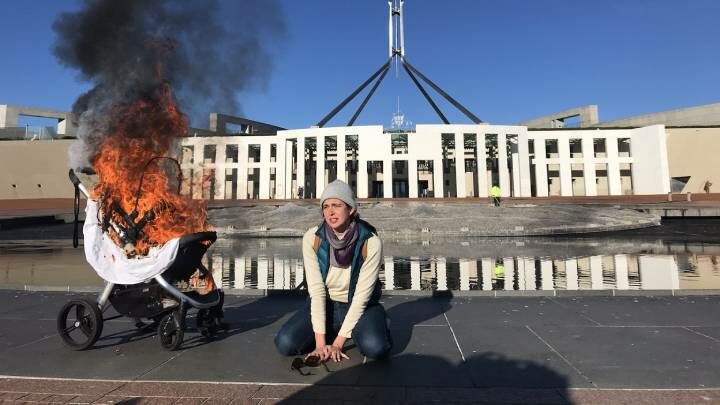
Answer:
[
  {"left": 386, "top": 290, "right": 453, "bottom": 355},
  {"left": 279, "top": 352, "right": 573, "bottom": 404}
]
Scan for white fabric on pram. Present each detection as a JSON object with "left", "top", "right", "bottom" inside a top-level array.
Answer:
[{"left": 84, "top": 200, "right": 180, "bottom": 285}]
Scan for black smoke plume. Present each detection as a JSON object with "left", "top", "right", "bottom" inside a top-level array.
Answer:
[{"left": 53, "top": 0, "right": 286, "bottom": 169}]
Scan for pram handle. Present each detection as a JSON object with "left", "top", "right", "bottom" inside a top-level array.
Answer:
[
  {"left": 68, "top": 169, "right": 91, "bottom": 198},
  {"left": 178, "top": 231, "right": 217, "bottom": 248}
]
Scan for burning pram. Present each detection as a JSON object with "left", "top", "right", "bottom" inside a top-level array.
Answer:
[{"left": 57, "top": 169, "right": 227, "bottom": 351}]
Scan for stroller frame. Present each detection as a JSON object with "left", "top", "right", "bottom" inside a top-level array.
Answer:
[{"left": 57, "top": 169, "right": 225, "bottom": 351}]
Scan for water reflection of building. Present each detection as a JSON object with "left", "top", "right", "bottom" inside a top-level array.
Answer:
[{"left": 202, "top": 252, "right": 720, "bottom": 292}]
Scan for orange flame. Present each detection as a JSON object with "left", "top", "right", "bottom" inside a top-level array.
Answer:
[{"left": 91, "top": 83, "right": 212, "bottom": 256}]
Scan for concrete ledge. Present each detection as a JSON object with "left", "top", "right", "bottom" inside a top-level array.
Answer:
[{"left": 5, "top": 285, "right": 720, "bottom": 298}]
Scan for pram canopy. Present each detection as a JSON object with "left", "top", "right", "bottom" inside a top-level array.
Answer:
[{"left": 84, "top": 200, "right": 180, "bottom": 285}]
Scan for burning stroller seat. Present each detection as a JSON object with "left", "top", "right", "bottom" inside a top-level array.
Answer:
[{"left": 57, "top": 169, "right": 227, "bottom": 351}]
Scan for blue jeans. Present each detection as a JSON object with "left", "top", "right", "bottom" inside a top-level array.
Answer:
[{"left": 275, "top": 300, "right": 392, "bottom": 359}]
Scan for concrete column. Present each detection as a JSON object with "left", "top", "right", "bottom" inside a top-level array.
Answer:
[
  {"left": 590, "top": 255, "right": 603, "bottom": 290},
  {"left": 284, "top": 139, "right": 294, "bottom": 198},
  {"left": 296, "top": 137, "right": 305, "bottom": 197},
  {"left": 459, "top": 259, "right": 472, "bottom": 291},
  {"left": 614, "top": 254, "right": 629, "bottom": 290},
  {"left": 0, "top": 105, "right": 19, "bottom": 128},
  {"left": 383, "top": 159, "right": 393, "bottom": 198},
  {"left": 518, "top": 130, "right": 532, "bottom": 197},
  {"left": 213, "top": 142, "right": 226, "bottom": 200},
  {"left": 454, "top": 133, "right": 467, "bottom": 198},
  {"left": 582, "top": 137, "right": 597, "bottom": 196},
  {"left": 316, "top": 135, "right": 326, "bottom": 198},
  {"left": 511, "top": 145, "right": 521, "bottom": 197},
  {"left": 358, "top": 160, "right": 369, "bottom": 198},
  {"left": 410, "top": 257, "right": 421, "bottom": 291},
  {"left": 503, "top": 257, "right": 515, "bottom": 291},
  {"left": 436, "top": 257, "right": 447, "bottom": 291},
  {"left": 498, "top": 133, "right": 511, "bottom": 197},
  {"left": 384, "top": 256, "right": 394, "bottom": 290},
  {"left": 558, "top": 138, "right": 573, "bottom": 196},
  {"left": 540, "top": 260, "right": 553, "bottom": 290},
  {"left": 606, "top": 136, "right": 622, "bottom": 195},
  {"left": 433, "top": 158, "right": 444, "bottom": 198},
  {"left": 481, "top": 258, "right": 493, "bottom": 290},
  {"left": 477, "top": 134, "right": 488, "bottom": 197},
  {"left": 192, "top": 145, "right": 204, "bottom": 199},
  {"left": 337, "top": 135, "right": 347, "bottom": 182},
  {"left": 259, "top": 143, "right": 271, "bottom": 199},
  {"left": 409, "top": 159, "right": 419, "bottom": 198},
  {"left": 237, "top": 143, "right": 249, "bottom": 200},
  {"left": 534, "top": 138, "right": 549, "bottom": 197},
  {"left": 234, "top": 257, "right": 246, "bottom": 289},
  {"left": 564, "top": 259, "right": 578, "bottom": 290},
  {"left": 257, "top": 256, "right": 269, "bottom": 289}
]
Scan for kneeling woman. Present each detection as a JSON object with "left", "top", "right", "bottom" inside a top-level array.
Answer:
[{"left": 275, "top": 180, "right": 392, "bottom": 362}]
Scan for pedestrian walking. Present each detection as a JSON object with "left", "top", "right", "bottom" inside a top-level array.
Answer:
[
  {"left": 490, "top": 185, "right": 501, "bottom": 207},
  {"left": 704, "top": 180, "right": 712, "bottom": 194},
  {"left": 275, "top": 179, "right": 392, "bottom": 364}
]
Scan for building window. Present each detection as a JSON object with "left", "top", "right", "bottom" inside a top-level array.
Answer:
[
  {"left": 203, "top": 145, "right": 217, "bottom": 163},
  {"left": 618, "top": 138, "right": 631, "bottom": 157},
  {"left": 593, "top": 139, "right": 606, "bottom": 158},
  {"left": 545, "top": 139, "right": 558, "bottom": 159},
  {"left": 569, "top": 139, "right": 583, "bottom": 158},
  {"left": 248, "top": 144, "right": 261, "bottom": 163},
  {"left": 391, "top": 133, "right": 408, "bottom": 154}
]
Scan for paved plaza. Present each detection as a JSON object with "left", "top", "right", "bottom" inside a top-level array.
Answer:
[{"left": 1, "top": 290, "right": 719, "bottom": 403}]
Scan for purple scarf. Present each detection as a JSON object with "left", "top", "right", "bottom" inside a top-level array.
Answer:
[{"left": 324, "top": 220, "right": 359, "bottom": 268}]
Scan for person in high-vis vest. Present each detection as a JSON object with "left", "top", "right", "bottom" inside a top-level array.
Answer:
[{"left": 275, "top": 179, "right": 392, "bottom": 362}]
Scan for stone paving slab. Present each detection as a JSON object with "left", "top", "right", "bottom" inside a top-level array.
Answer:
[
  {"left": 534, "top": 325, "right": 720, "bottom": 389},
  {"left": 0, "top": 291, "right": 720, "bottom": 402},
  {"left": 557, "top": 295, "right": 720, "bottom": 327},
  {"left": 2, "top": 378, "right": 720, "bottom": 403}
]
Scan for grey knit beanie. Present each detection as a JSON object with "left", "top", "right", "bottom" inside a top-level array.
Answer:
[{"left": 320, "top": 180, "right": 357, "bottom": 210}]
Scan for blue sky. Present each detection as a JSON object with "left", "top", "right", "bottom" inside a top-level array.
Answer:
[{"left": 1, "top": 0, "right": 719, "bottom": 129}]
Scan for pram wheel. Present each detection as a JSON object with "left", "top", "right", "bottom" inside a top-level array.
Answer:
[
  {"left": 159, "top": 310, "right": 184, "bottom": 350},
  {"left": 57, "top": 299, "right": 103, "bottom": 350}
]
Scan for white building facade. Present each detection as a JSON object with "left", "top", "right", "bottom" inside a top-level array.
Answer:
[{"left": 179, "top": 123, "right": 670, "bottom": 200}]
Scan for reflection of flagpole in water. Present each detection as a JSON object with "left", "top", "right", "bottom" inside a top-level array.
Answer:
[
  {"left": 614, "top": 255, "right": 629, "bottom": 290},
  {"left": 384, "top": 256, "right": 395, "bottom": 290},
  {"left": 436, "top": 257, "right": 447, "bottom": 291},
  {"left": 503, "top": 257, "right": 515, "bottom": 291},
  {"left": 234, "top": 257, "right": 246, "bottom": 289},
  {"left": 540, "top": 260, "right": 553, "bottom": 290},
  {"left": 564, "top": 258, "right": 579, "bottom": 290},
  {"left": 590, "top": 256, "right": 603, "bottom": 290},
  {"left": 410, "top": 257, "right": 421, "bottom": 290},
  {"left": 481, "top": 258, "right": 493, "bottom": 290},
  {"left": 257, "top": 255, "right": 268, "bottom": 289}
]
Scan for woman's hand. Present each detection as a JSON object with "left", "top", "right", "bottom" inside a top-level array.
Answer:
[
  {"left": 326, "top": 344, "right": 350, "bottom": 362},
  {"left": 307, "top": 346, "right": 329, "bottom": 363}
]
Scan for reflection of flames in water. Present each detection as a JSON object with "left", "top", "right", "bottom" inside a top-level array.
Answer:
[{"left": 91, "top": 81, "right": 211, "bottom": 257}]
